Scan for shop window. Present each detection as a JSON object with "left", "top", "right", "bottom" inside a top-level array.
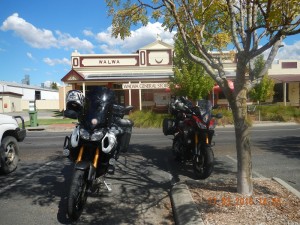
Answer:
[
  {"left": 114, "top": 90, "right": 125, "bottom": 105},
  {"left": 282, "top": 62, "right": 297, "bottom": 69},
  {"left": 142, "top": 89, "right": 154, "bottom": 101},
  {"left": 273, "top": 83, "right": 289, "bottom": 102}
]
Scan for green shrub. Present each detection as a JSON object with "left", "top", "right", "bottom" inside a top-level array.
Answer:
[
  {"left": 213, "top": 108, "right": 234, "bottom": 126},
  {"left": 128, "top": 105, "right": 300, "bottom": 128},
  {"left": 257, "top": 105, "right": 300, "bottom": 122},
  {"left": 129, "top": 110, "right": 169, "bottom": 128}
]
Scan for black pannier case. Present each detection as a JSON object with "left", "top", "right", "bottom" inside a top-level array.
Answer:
[{"left": 162, "top": 118, "right": 176, "bottom": 135}]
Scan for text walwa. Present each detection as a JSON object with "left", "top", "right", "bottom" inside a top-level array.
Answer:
[{"left": 99, "top": 59, "right": 120, "bottom": 65}]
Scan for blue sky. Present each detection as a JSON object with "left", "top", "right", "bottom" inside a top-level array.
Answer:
[{"left": 0, "top": 0, "right": 299, "bottom": 87}]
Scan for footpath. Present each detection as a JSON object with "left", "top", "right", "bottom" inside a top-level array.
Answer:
[{"left": 4, "top": 111, "right": 300, "bottom": 225}]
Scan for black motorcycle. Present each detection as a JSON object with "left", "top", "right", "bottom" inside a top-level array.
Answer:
[
  {"left": 63, "top": 87, "right": 134, "bottom": 220},
  {"left": 163, "top": 96, "right": 222, "bottom": 179}
]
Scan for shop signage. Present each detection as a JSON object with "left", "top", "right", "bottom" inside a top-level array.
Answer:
[
  {"left": 81, "top": 57, "right": 138, "bottom": 67},
  {"left": 122, "top": 82, "right": 169, "bottom": 89}
]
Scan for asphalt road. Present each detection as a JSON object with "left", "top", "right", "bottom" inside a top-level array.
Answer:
[{"left": 0, "top": 124, "right": 299, "bottom": 224}]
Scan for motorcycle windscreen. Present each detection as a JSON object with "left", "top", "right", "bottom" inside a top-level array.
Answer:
[{"left": 81, "top": 87, "right": 115, "bottom": 130}]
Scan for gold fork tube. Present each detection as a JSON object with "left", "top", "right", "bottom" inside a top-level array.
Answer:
[
  {"left": 76, "top": 146, "right": 84, "bottom": 163},
  {"left": 93, "top": 147, "right": 100, "bottom": 168},
  {"left": 206, "top": 134, "right": 209, "bottom": 144}
]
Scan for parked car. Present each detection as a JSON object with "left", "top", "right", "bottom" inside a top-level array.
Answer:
[{"left": 0, "top": 114, "right": 26, "bottom": 174}]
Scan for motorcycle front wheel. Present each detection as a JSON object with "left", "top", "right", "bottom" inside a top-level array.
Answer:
[
  {"left": 193, "top": 146, "right": 214, "bottom": 179},
  {"left": 67, "top": 170, "right": 88, "bottom": 220}
]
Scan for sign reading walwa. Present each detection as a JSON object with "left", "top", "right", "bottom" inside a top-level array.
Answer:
[{"left": 122, "top": 82, "right": 169, "bottom": 89}]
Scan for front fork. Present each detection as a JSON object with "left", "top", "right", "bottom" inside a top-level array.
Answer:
[
  {"left": 194, "top": 131, "right": 209, "bottom": 156},
  {"left": 75, "top": 146, "right": 100, "bottom": 181}
]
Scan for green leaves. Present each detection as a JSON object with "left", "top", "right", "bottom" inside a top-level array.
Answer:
[
  {"left": 249, "top": 55, "right": 275, "bottom": 103},
  {"left": 170, "top": 36, "right": 214, "bottom": 101}
]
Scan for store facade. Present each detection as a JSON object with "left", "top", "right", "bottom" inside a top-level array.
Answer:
[{"left": 61, "top": 40, "right": 174, "bottom": 111}]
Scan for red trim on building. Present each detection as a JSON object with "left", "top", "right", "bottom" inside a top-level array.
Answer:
[{"left": 61, "top": 69, "right": 85, "bottom": 82}]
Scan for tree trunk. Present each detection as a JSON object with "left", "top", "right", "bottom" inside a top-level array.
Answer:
[{"left": 231, "top": 89, "right": 253, "bottom": 195}]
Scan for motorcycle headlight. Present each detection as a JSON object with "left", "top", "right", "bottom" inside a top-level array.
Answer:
[
  {"left": 196, "top": 121, "right": 207, "bottom": 129},
  {"left": 91, "top": 129, "right": 104, "bottom": 141},
  {"left": 80, "top": 128, "right": 90, "bottom": 140}
]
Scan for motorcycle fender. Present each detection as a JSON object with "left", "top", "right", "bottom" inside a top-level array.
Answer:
[
  {"left": 197, "top": 144, "right": 211, "bottom": 156},
  {"left": 74, "top": 161, "right": 90, "bottom": 171}
]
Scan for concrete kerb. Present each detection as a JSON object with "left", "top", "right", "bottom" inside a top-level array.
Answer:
[
  {"left": 171, "top": 178, "right": 300, "bottom": 225},
  {"left": 171, "top": 182, "right": 205, "bottom": 225},
  {"left": 272, "top": 177, "right": 300, "bottom": 199}
]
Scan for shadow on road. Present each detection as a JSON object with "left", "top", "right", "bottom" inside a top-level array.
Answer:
[
  {"left": 0, "top": 140, "right": 238, "bottom": 225},
  {"left": 256, "top": 136, "right": 300, "bottom": 159}
]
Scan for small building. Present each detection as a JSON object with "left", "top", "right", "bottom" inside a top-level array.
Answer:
[
  {"left": 0, "top": 81, "right": 59, "bottom": 113},
  {"left": 269, "top": 60, "right": 300, "bottom": 106}
]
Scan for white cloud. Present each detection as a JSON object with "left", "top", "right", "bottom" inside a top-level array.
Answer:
[
  {"left": 95, "top": 22, "right": 175, "bottom": 53},
  {"left": 1, "top": 13, "right": 94, "bottom": 53},
  {"left": 23, "top": 67, "right": 37, "bottom": 72},
  {"left": 26, "top": 52, "right": 33, "bottom": 59},
  {"left": 1, "top": 13, "right": 57, "bottom": 48},
  {"left": 99, "top": 44, "right": 122, "bottom": 54},
  {"left": 275, "top": 40, "right": 300, "bottom": 60},
  {"left": 26, "top": 52, "right": 36, "bottom": 60},
  {"left": 43, "top": 57, "right": 70, "bottom": 66},
  {"left": 83, "top": 29, "right": 94, "bottom": 37},
  {"left": 56, "top": 31, "right": 94, "bottom": 53}
]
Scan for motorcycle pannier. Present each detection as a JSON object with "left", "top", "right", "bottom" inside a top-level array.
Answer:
[
  {"left": 119, "top": 127, "right": 132, "bottom": 152},
  {"left": 162, "top": 118, "right": 176, "bottom": 135}
]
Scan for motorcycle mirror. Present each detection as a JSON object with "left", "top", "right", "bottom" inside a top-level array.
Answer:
[{"left": 64, "top": 109, "right": 78, "bottom": 119}]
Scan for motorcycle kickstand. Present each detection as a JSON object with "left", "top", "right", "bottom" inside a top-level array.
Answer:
[
  {"left": 103, "top": 175, "right": 112, "bottom": 192},
  {"left": 103, "top": 180, "right": 112, "bottom": 192}
]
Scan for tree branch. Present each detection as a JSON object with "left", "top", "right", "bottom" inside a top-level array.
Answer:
[{"left": 227, "top": 0, "right": 243, "bottom": 52}]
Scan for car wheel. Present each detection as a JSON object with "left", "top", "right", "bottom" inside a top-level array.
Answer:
[{"left": 0, "top": 136, "right": 19, "bottom": 174}]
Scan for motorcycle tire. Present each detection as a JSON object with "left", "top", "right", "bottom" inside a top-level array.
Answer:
[
  {"left": 0, "top": 136, "right": 19, "bottom": 174},
  {"left": 193, "top": 146, "right": 214, "bottom": 179},
  {"left": 67, "top": 170, "right": 88, "bottom": 220}
]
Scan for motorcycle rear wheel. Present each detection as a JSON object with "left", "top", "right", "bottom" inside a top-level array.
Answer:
[
  {"left": 67, "top": 170, "right": 88, "bottom": 220},
  {"left": 193, "top": 146, "right": 214, "bottom": 179}
]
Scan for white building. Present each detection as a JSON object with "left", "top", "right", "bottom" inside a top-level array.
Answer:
[
  {"left": 269, "top": 60, "right": 300, "bottom": 106},
  {"left": 0, "top": 81, "right": 59, "bottom": 113}
]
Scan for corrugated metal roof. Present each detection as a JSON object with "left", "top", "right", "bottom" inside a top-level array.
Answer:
[{"left": 0, "top": 81, "right": 58, "bottom": 92}]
